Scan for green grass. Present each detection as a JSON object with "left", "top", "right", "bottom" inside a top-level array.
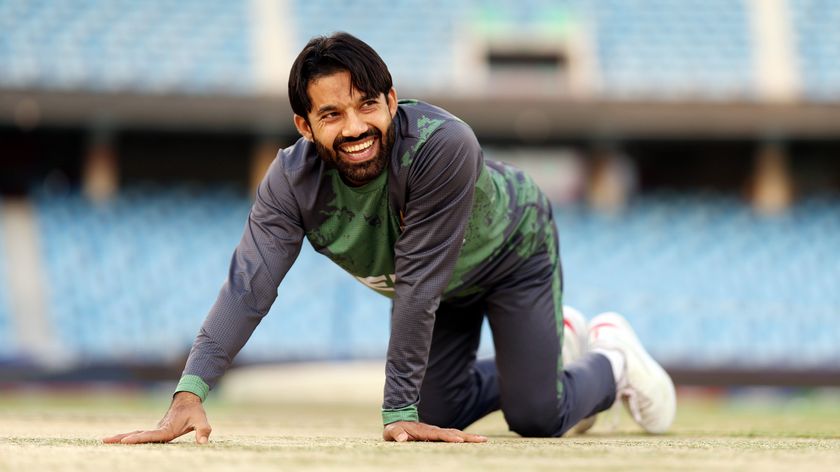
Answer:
[{"left": 1, "top": 386, "right": 839, "bottom": 471}]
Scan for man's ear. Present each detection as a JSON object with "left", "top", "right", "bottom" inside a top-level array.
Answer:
[
  {"left": 387, "top": 88, "right": 398, "bottom": 117},
  {"left": 293, "top": 114, "right": 314, "bottom": 141}
]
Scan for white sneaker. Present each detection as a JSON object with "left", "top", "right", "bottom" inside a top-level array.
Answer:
[
  {"left": 561, "top": 305, "right": 589, "bottom": 367},
  {"left": 561, "top": 306, "right": 597, "bottom": 435},
  {"left": 588, "top": 312, "right": 676, "bottom": 434}
]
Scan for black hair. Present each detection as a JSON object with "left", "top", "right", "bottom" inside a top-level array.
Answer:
[{"left": 288, "top": 32, "right": 393, "bottom": 118}]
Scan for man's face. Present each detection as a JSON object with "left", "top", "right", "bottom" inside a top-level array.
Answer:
[{"left": 294, "top": 71, "right": 398, "bottom": 186}]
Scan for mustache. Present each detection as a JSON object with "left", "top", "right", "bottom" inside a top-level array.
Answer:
[{"left": 333, "top": 128, "right": 380, "bottom": 150}]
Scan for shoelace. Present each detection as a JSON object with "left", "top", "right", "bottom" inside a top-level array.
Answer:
[
  {"left": 621, "top": 388, "right": 643, "bottom": 425},
  {"left": 621, "top": 387, "right": 655, "bottom": 426}
]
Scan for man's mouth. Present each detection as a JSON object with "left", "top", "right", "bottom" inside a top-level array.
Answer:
[{"left": 338, "top": 136, "right": 378, "bottom": 163}]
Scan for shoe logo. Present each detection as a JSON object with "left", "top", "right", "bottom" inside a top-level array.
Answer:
[{"left": 589, "top": 322, "right": 618, "bottom": 339}]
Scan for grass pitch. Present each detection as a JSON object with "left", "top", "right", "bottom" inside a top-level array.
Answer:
[{"left": 1, "top": 363, "right": 839, "bottom": 471}]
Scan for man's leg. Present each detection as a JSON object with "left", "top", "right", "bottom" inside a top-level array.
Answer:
[
  {"left": 485, "top": 249, "right": 616, "bottom": 437},
  {"left": 417, "top": 301, "right": 500, "bottom": 430}
]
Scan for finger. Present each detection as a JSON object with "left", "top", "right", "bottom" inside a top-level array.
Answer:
[
  {"left": 102, "top": 431, "right": 143, "bottom": 444},
  {"left": 437, "top": 427, "right": 491, "bottom": 443},
  {"left": 461, "top": 432, "right": 488, "bottom": 443},
  {"left": 388, "top": 425, "right": 409, "bottom": 442},
  {"left": 408, "top": 425, "right": 462, "bottom": 443},
  {"left": 120, "top": 428, "right": 175, "bottom": 444},
  {"left": 434, "top": 430, "right": 464, "bottom": 443},
  {"left": 402, "top": 424, "right": 464, "bottom": 443},
  {"left": 442, "top": 428, "right": 487, "bottom": 443},
  {"left": 383, "top": 424, "right": 409, "bottom": 442},
  {"left": 194, "top": 423, "right": 212, "bottom": 444}
]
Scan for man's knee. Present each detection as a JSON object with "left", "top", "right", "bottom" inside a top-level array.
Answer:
[{"left": 503, "top": 403, "right": 560, "bottom": 437}]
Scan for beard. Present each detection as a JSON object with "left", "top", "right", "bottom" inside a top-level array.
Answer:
[{"left": 315, "top": 120, "right": 395, "bottom": 185}]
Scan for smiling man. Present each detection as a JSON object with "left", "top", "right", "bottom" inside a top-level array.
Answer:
[{"left": 105, "top": 32, "right": 675, "bottom": 445}]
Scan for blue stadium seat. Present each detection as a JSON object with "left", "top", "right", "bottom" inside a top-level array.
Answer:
[
  {"left": 290, "top": 0, "right": 755, "bottom": 98},
  {"left": 290, "top": 0, "right": 465, "bottom": 94},
  {"left": 0, "top": 0, "right": 254, "bottom": 93},
  {"left": 32, "top": 186, "right": 389, "bottom": 364},
  {"left": 2, "top": 0, "right": 836, "bottom": 100},
  {"left": 584, "top": 0, "right": 754, "bottom": 98},
  {"left": 557, "top": 192, "right": 840, "bottom": 369},
  {"left": 0, "top": 205, "right": 15, "bottom": 360},
  {"left": 790, "top": 0, "right": 840, "bottom": 100},
  {"left": 30, "top": 186, "right": 840, "bottom": 369}
]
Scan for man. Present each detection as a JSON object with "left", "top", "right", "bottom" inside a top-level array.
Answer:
[{"left": 104, "top": 32, "right": 675, "bottom": 445}]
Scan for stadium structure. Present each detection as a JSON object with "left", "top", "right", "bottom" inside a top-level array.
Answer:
[{"left": 1, "top": 0, "right": 839, "bottom": 386}]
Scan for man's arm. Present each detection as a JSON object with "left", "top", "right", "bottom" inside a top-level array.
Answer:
[
  {"left": 177, "top": 158, "right": 305, "bottom": 399},
  {"left": 105, "top": 155, "right": 305, "bottom": 444},
  {"left": 382, "top": 121, "right": 483, "bottom": 431}
]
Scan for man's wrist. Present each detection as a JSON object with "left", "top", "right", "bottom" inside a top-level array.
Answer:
[
  {"left": 172, "top": 391, "right": 202, "bottom": 403},
  {"left": 174, "top": 374, "right": 210, "bottom": 402},
  {"left": 382, "top": 405, "right": 419, "bottom": 425}
]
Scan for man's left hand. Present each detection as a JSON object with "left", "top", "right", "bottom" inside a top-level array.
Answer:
[{"left": 383, "top": 421, "right": 487, "bottom": 443}]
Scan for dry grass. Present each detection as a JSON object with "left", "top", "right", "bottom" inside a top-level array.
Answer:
[{"left": 1, "top": 363, "right": 838, "bottom": 471}]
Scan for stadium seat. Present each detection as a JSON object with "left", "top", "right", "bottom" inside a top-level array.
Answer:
[
  {"left": 0, "top": 206, "right": 15, "bottom": 360},
  {"left": 557, "top": 192, "right": 840, "bottom": 369},
  {"left": 2, "top": 0, "right": 833, "bottom": 99},
  {"left": 32, "top": 185, "right": 389, "bottom": 364},
  {"left": 28, "top": 186, "right": 840, "bottom": 370},
  {"left": 790, "top": 0, "right": 840, "bottom": 100},
  {"left": 0, "top": 0, "right": 253, "bottom": 93}
]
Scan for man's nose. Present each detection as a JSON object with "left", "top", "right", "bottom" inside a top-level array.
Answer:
[{"left": 342, "top": 110, "right": 368, "bottom": 138}]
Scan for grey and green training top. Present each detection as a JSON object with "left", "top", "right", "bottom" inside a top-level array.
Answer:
[{"left": 176, "top": 100, "right": 556, "bottom": 424}]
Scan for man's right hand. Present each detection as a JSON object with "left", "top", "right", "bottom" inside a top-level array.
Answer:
[
  {"left": 383, "top": 421, "right": 487, "bottom": 443},
  {"left": 103, "top": 391, "right": 212, "bottom": 445}
]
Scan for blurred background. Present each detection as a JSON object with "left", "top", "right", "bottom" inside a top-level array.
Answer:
[{"left": 0, "top": 0, "right": 838, "bottom": 390}]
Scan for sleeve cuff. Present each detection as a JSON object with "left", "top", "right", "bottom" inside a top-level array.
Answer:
[
  {"left": 382, "top": 405, "right": 419, "bottom": 425},
  {"left": 175, "top": 374, "right": 210, "bottom": 402}
]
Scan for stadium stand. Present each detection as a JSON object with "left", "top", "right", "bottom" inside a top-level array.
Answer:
[
  {"left": 0, "top": 0, "right": 759, "bottom": 98},
  {"left": 0, "top": 206, "right": 15, "bottom": 361},
  {"left": 2, "top": 0, "right": 838, "bottom": 382},
  {"left": 3, "top": 0, "right": 836, "bottom": 102},
  {"left": 453, "top": 0, "right": 755, "bottom": 98},
  {"left": 289, "top": 0, "right": 465, "bottom": 93},
  {"left": 790, "top": 0, "right": 840, "bottom": 99},
  {"left": 558, "top": 193, "right": 840, "bottom": 369},
  {"left": 32, "top": 186, "right": 389, "bottom": 364},
  {"left": 290, "top": 0, "right": 755, "bottom": 98},
  {"left": 29, "top": 186, "right": 840, "bottom": 369},
  {"left": 33, "top": 187, "right": 248, "bottom": 362},
  {"left": 584, "top": 0, "right": 754, "bottom": 98},
  {"left": 0, "top": 0, "right": 253, "bottom": 93}
]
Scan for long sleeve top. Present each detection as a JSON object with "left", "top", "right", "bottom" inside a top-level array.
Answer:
[{"left": 176, "top": 100, "right": 554, "bottom": 424}]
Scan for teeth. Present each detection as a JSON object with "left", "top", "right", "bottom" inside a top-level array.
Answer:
[{"left": 343, "top": 139, "right": 374, "bottom": 153}]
